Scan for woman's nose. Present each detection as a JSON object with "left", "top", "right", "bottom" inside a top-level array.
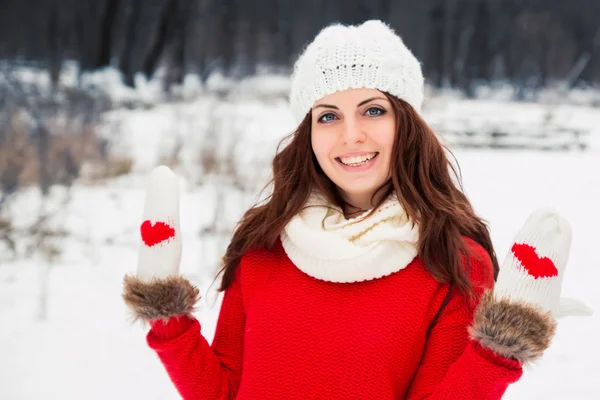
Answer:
[{"left": 341, "top": 119, "right": 367, "bottom": 144}]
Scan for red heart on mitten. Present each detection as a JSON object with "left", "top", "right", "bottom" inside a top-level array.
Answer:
[
  {"left": 140, "top": 220, "right": 175, "bottom": 247},
  {"left": 511, "top": 242, "right": 558, "bottom": 279}
]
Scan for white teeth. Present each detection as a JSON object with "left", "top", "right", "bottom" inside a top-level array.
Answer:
[{"left": 339, "top": 152, "right": 377, "bottom": 166}]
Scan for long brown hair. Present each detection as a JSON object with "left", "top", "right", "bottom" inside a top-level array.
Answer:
[{"left": 216, "top": 93, "right": 499, "bottom": 299}]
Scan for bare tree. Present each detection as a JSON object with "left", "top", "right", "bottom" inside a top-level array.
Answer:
[
  {"left": 119, "top": 0, "right": 142, "bottom": 87},
  {"left": 0, "top": 63, "right": 112, "bottom": 319},
  {"left": 97, "top": 0, "right": 120, "bottom": 69}
]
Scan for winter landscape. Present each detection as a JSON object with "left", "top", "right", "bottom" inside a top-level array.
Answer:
[
  {"left": 5, "top": 0, "right": 600, "bottom": 397},
  {"left": 0, "top": 66, "right": 599, "bottom": 399}
]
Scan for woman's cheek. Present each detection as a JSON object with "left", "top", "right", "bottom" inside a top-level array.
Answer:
[{"left": 313, "top": 133, "right": 335, "bottom": 159}]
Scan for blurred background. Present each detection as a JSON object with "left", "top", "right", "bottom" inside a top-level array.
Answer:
[{"left": 0, "top": 1, "right": 599, "bottom": 399}]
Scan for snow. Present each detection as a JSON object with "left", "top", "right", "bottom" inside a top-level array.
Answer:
[
  {"left": 426, "top": 97, "right": 600, "bottom": 151},
  {"left": 1, "top": 71, "right": 600, "bottom": 399}
]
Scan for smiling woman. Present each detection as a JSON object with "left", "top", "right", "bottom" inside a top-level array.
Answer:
[
  {"left": 122, "top": 19, "right": 591, "bottom": 400},
  {"left": 311, "top": 89, "right": 396, "bottom": 214}
]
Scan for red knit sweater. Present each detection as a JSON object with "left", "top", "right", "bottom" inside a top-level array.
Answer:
[{"left": 147, "top": 239, "right": 523, "bottom": 399}]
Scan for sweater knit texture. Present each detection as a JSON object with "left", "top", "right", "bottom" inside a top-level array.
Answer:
[{"left": 147, "top": 239, "right": 523, "bottom": 399}]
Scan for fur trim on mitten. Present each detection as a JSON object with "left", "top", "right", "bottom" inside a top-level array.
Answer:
[
  {"left": 468, "top": 290, "right": 557, "bottom": 365},
  {"left": 122, "top": 275, "right": 200, "bottom": 323}
]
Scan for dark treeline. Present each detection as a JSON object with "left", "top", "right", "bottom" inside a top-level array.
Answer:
[{"left": 1, "top": 0, "right": 599, "bottom": 93}]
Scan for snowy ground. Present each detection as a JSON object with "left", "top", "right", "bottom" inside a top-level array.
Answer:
[{"left": 1, "top": 72, "right": 600, "bottom": 399}]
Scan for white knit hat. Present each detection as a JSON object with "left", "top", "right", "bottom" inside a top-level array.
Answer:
[{"left": 289, "top": 20, "right": 425, "bottom": 124}]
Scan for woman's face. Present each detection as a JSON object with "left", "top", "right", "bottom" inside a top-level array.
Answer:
[{"left": 311, "top": 88, "right": 396, "bottom": 210}]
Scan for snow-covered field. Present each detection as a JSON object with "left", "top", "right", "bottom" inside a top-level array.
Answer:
[{"left": 1, "top": 71, "right": 600, "bottom": 399}]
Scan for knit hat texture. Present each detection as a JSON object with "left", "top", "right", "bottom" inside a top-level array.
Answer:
[{"left": 289, "top": 20, "right": 424, "bottom": 124}]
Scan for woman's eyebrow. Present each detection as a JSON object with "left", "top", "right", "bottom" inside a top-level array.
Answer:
[
  {"left": 313, "top": 96, "right": 388, "bottom": 110},
  {"left": 357, "top": 97, "right": 387, "bottom": 107},
  {"left": 313, "top": 104, "right": 339, "bottom": 110}
]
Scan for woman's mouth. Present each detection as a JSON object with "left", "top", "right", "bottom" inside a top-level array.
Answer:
[{"left": 336, "top": 152, "right": 379, "bottom": 170}]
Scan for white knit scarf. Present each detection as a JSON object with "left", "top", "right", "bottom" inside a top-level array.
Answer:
[{"left": 280, "top": 192, "right": 420, "bottom": 283}]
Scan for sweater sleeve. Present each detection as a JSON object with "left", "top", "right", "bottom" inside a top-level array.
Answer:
[
  {"left": 146, "top": 267, "right": 245, "bottom": 400},
  {"left": 405, "top": 243, "right": 524, "bottom": 400}
]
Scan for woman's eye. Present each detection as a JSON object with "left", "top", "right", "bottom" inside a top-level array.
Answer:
[
  {"left": 318, "top": 113, "right": 337, "bottom": 123},
  {"left": 366, "top": 107, "right": 385, "bottom": 116}
]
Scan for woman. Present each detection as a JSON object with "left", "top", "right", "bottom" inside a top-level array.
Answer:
[{"left": 123, "top": 20, "right": 590, "bottom": 399}]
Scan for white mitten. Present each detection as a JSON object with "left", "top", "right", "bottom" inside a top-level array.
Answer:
[
  {"left": 493, "top": 207, "right": 592, "bottom": 319},
  {"left": 469, "top": 207, "right": 592, "bottom": 364},
  {"left": 123, "top": 165, "right": 198, "bottom": 323},
  {"left": 136, "top": 165, "right": 182, "bottom": 281}
]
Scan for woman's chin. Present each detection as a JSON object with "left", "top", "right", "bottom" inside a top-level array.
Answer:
[{"left": 337, "top": 186, "right": 380, "bottom": 201}]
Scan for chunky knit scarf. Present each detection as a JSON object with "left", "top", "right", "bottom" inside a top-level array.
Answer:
[{"left": 280, "top": 192, "right": 420, "bottom": 283}]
